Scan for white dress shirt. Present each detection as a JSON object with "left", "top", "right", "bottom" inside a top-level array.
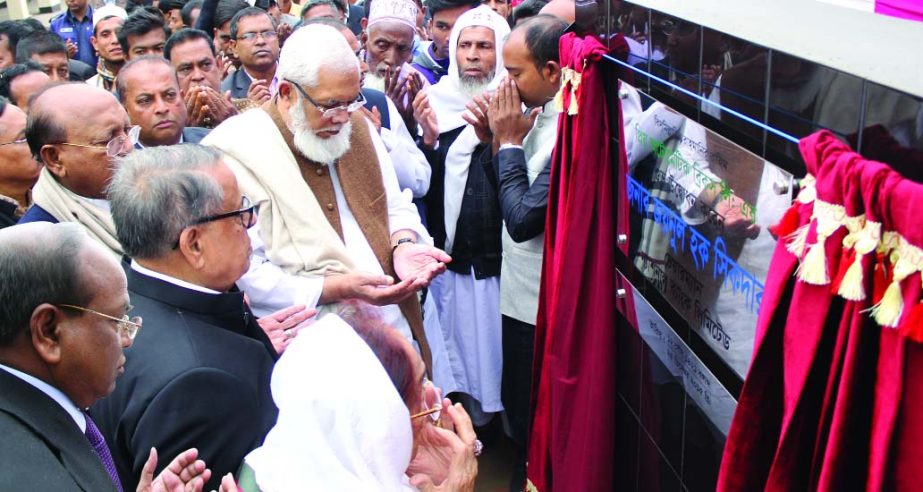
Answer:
[
  {"left": 130, "top": 261, "right": 221, "bottom": 294},
  {"left": 378, "top": 97, "right": 432, "bottom": 198}
]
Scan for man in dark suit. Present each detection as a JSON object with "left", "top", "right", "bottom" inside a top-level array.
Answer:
[
  {"left": 117, "top": 56, "right": 211, "bottom": 148},
  {"left": 91, "top": 144, "right": 304, "bottom": 492},
  {"left": 0, "top": 222, "right": 214, "bottom": 491},
  {"left": 220, "top": 8, "right": 279, "bottom": 102}
]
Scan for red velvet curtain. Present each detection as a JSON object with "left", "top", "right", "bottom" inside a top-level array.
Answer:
[
  {"left": 525, "top": 32, "right": 628, "bottom": 492},
  {"left": 718, "top": 130, "right": 923, "bottom": 491}
]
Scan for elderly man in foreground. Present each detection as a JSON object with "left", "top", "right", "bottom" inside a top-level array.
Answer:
[
  {"left": 0, "top": 222, "right": 226, "bottom": 491},
  {"left": 203, "top": 24, "right": 454, "bottom": 386},
  {"left": 90, "top": 145, "right": 299, "bottom": 492}
]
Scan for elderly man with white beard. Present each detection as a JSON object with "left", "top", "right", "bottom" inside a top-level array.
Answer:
[
  {"left": 201, "top": 24, "right": 457, "bottom": 387},
  {"left": 421, "top": 5, "right": 510, "bottom": 427}
]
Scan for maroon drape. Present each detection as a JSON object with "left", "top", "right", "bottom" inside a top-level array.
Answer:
[
  {"left": 718, "top": 131, "right": 923, "bottom": 491},
  {"left": 525, "top": 32, "right": 627, "bottom": 492}
]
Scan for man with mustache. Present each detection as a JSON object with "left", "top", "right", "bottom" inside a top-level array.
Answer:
[
  {"left": 116, "top": 56, "right": 210, "bottom": 148},
  {"left": 221, "top": 7, "right": 280, "bottom": 104},
  {"left": 164, "top": 28, "right": 238, "bottom": 128},
  {"left": 86, "top": 5, "right": 127, "bottom": 93},
  {"left": 422, "top": 5, "right": 510, "bottom": 428},
  {"left": 202, "top": 24, "right": 455, "bottom": 386}
]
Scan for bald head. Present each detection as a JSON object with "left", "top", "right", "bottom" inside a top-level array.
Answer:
[
  {"left": 539, "top": 0, "right": 574, "bottom": 24},
  {"left": 26, "top": 83, "right": 131, "bottom": 198}
]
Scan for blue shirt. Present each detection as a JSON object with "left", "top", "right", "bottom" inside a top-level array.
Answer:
[{"left": 49, "top": 5, "right": 97, "bottom": 68}]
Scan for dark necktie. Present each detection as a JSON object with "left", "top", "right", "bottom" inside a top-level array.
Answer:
[{"left": 83, "top": 411, "right": 124, "bottom": 492}]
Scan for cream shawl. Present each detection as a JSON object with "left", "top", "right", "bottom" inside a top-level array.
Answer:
[
  {"left": 31, "top": 168, "right": 123, "bottom": 256},
  {"left": 201, "top": 108, "right": 357, "bottom": 279}
]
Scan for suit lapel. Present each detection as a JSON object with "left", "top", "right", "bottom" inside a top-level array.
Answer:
[{"left": 0, "top": 370, "right": 117, "bottom": 491}]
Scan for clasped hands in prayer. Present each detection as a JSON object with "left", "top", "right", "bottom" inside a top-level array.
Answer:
[
  {"left": 408, "top": 392, "right": 479, "bottom": 492},
  {"left": 463, "top": 77, "right": 542, "bottom": 149}
]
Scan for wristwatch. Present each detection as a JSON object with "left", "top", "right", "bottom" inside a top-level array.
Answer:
[{"left": 392, "top": 237, "right": 415, "bottom": 254}]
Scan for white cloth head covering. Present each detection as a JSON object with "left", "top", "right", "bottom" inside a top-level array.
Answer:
[
  {"left": 92, "top": 4, "right": 128, "bottom": 30},
  {"left": 426, "top": 5, "right": 510, "bottom": 134},
  {"left": 368, "top": 0, "right": 418, "bottom": 31},
  {"left": 425, "top": 5, "right": 509, "bottom": 253},
  {"left": 244, "top": 314, "right": 416, "bottom": 491}
]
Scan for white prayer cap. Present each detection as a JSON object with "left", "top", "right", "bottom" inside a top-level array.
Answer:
[
  {"left": 367, "top": 0, "right": 418, "bottom": 31},
  {"left": 92, "top": 4, "right": 128, "bottom": 30}
]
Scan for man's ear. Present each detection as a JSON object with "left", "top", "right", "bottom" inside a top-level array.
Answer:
[
  {"left": 360, "top": 18, "right": 368, "bottom": 44},
  {"left": 90, "top": 35, "right": 100, "bottom": 54},
  {"left": 178, "top": 225, "right": 207, "bottom": 270},
  {"left": 40, "top": 145, "right": 66, "bottom": 178},
  {"left": 543, "top": 59, "right": 561, "bottom": 85},
  {"left": 229, "top": 39, "right": 239, "bottom": 58},
  {"left": 31, "top": 304, "right": 64, "bottom": 366}
]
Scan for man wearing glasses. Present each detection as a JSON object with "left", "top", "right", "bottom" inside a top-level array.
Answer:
[
  {"left": 0, "top": 222, "right": 217, "bottom": 491},
  {"left": 0, "top": 97, "right": 39, "bottom": 228},
  {"left": 203, "top": 24, "right": 456, "bottom": 387},
  {"left": 221, "top": 7, "right": 280, "bottom": 104},
  {"left": 90, "top": 144, "right": 288, "bottom": 492},
  {"left": 18, "top": 83, "right": 134, "bottom": 257}
]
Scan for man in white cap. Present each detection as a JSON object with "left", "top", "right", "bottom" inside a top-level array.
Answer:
[
  {"left": 421, "top": 5, "right": 510, "bottom": 427},
  {"left": 86, "top": 4, "right": 128, "bottom": 92},
  {"left": 202, "top": 24, "right": 458, "bottom": 390},
  {"left": 361, "top": 0, "right": 428, "bottom": 131}
]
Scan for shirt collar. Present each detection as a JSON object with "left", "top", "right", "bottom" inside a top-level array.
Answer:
[
  {"left": 65, "top": 5, "right": 93, "bottom": 23},
  {"left": 130, "top": 261, "right": 222, "bottom": 295},
  {"left": 0, "top": 363, "right": 87, "bottom": 432},
  {"left": 135, "top": 133, "right": 185, "bottom": 149}
]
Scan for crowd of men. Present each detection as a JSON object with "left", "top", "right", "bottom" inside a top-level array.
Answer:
[{"left": 0, "top": 0, "right": 574, "bottom": 488}]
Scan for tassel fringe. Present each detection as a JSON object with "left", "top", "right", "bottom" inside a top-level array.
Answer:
[
  {"left": 871, "top": 280, "right": 904, "bottom": 327},
  {"left": 798, "top": 238, "right": 830, "bottom": 285},
  {"left": 786, "top": 224, "right": 810, "bottom": 258}
]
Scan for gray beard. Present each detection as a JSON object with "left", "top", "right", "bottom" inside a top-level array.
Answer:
[
  {"left": 459, "top": 70, "right": 494, "bottom": 98},
  {"left": 363, "top": 72, "right": 386, "bottom": 93},
  {"left": 287, "top": 96, "right": 352, "bottom": 166}
]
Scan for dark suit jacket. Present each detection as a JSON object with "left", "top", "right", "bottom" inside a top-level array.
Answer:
[
  {"left": 220, "top": 69, "right": 251, "bottom": 100},
  {"left": 89, "top": 265, "right": 278, "bottom": 492},
  {"left": 0, "top": 369, "right": 118, "bottom": 491},
  {"left": 133, "top": 127, "right": 211, "bottom": 150},
  {"left": 17, "top": 203, "right": 59, "bottom": 224}
]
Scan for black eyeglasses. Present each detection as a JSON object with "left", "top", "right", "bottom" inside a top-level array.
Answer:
[
  {"left": 173, "top": 195, "right": 257, "bottom": 249},
  {"left": 192, "top": 195, "right": 257, "bottom": 228},
  {"left": 283, "top": 78, "right": 366, "bottom": 119}
]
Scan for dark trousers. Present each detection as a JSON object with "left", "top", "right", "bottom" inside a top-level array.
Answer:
[{"left": 502, "top": 315, "right": 535, "bottom": 491}]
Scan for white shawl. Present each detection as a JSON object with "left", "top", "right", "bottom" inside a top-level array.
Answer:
[
  {"left": 425, "top": 6, "right": 510, "bottom": 253},
  {"left": 245, "top": 314, "right": 415, "bottom": 491},
  {"left": 31, "top": 167, "right": 123, "bottom": 256}
]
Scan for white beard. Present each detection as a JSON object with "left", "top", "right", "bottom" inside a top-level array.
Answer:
[
  {"left": 459, "top": 70, "right": 494, "bottom": 98},
  {"left": 288, "top": 96, "right": 353, "bottom": 166},
  {"left": 363, "top": 72, "right": 386, "bottom": 92}
]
